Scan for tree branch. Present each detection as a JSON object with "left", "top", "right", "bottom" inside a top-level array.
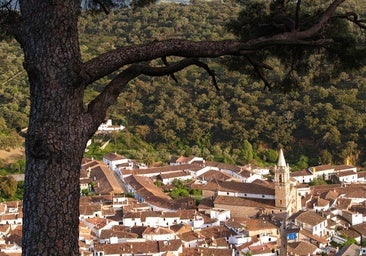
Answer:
[
  {"left": 82, "top": 0, "right": 345, "bottom": 85},
  {"left": 162, "top": 56, "right": 178, "bottom": 83},
  {"left": 295, "top": 0, "right": 302, "bottom": 30},
  {"left": 245, "top": 55, "right": 273, "bottom": 90},
  {"left": 86, "top": 58, "right": 218, "bottom": 127},
  {"left": 334, "top": 12, "right": 366, "bottom": 29},
  {"left": 86, "top": 65, "right": 142, "bottom": 128},
  {"left": 140, "top": 58, "right": 218, "bottom": 90}
]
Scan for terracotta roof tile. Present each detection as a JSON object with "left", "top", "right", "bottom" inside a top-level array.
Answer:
[
  {"left": 291, "top": 169, "right": 313, "bottom": 177},
  {"left": 315, "top": 198, "right": 330, "bottom": 207},
  {"left": 214, "top": 195, "right": 276, "bottom": 209},
  {"left": 197, "top": 225, "right": 236, "bottom": 239},
  {"left": 99, "top": 228, "right": 138, "bottom": 239},
  {"left": 142, "top": 226, "right": 174, "bottom": 235},
  {"left": 159, "top": 171, "right": 191, "bottom": 180},
  {"left": 123, "top": 164, "right": 202, "bottom": 176},
  {"left": 311, "top": 164, "right": 334, "bottom": 172},
  {"left": 294, "top": 211, "right": 326, "bottom": 226},
  {"left": 242, "top": 218, "right": 278, "bottom": 231},
  {"left": 336, "top": 198, "right": 352, "bottom": 210},
  {"left": 91, "top": 164, "right": 123, "bottom": 195},
  {"left": 334, "top": 165, "right": 357, "bottom": 171},
  {"left": 94, "top": 239, "right": 182, "bottom": 254},
  {"left": 0, "top": 224, "right": 10, "bottom": 234},
  {"left": 177, "top": 230, "right": 200, "bottom": 242},
  {"left": 79, "top": 204, "right": 101, "bottom": 216},
  {"left": 103, "top": 153, "right": 127, "bottom": 161},
  {"left": 352, "top": 222, "right": 366, "bottom": 236},
  {"left": 287, "top": 241, "right": 318, "bottom": 255},
  {"left": 198, "top": 170, "right": 232, "bottom": 182},
  {"left": 337, "top": 170, "right": 357, "bottom": 177},
  {"left": 192, "top": 180, "right": 274, "bottom": 195}
]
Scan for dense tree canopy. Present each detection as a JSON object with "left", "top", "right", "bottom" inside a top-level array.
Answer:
[
  {"left": 1, "top": 1, "right": 366, "bottom": 168},
  {"left": 0, "top": 0, "right": 365, "bottom": 255}
]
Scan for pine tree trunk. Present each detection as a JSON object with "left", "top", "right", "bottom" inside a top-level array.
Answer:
[{"left": 19, "top": 1, "right": 91, "bottom": 255}]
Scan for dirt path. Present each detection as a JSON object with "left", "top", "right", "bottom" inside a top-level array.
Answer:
[{"left": 0, "top": 147, "right": 25, "bottom": 164}]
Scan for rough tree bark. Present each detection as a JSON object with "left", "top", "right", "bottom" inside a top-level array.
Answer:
[
  {"left": 19, "top": 1, "right": 93, "bottom": 255},
  {"left": 0, "top": 0, "right": 353, "bottom": 254}
]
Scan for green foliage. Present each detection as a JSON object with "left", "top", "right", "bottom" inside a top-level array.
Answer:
[
  {"left": 170, "top": 187, "right": 189, "bottom": 199},
  {"left": 361, "top": 238, "right": 366, "bottom": 247},
  {"left": 226, "top": 0, "right": 366, "bottom": 91},
  {"left": 190, "top": 188, "right": 202, "bottom": 197},
  {"left": 295, "top": 155, "right": 309, "bottom": 170},
  {"left": 169, "top": 179, "right": 201, "bottom": 199},
  {"left": 240, "top": 140, "right": 254, "bottom": 164},
  {"left": 1, "top": 1, "right": 366, "bottom": 167},
  {"left": 72, "top": 1, "right": 366, "bottom": 166},
  {"left": 318, "top": 150, "right": 333, "bottom": 165},
  {"left": 81, "top": 188, "right": 90, "bottom": 196},
  {"left": 154, "top": 180, "right": 163, "bottom": 187},
  {"left": 0, "top": 175, "right": 17, "bottom": 199},
  {"left": 13, "top": 180, "right": 24, "bottom": 200},
  {"left": 8, "top": 159, "right": 26, "bottom": 173},
  {"left": 341, "top": 237, "right": 358, "bottom": 247},
  {"left": 309, "top": 176, "right": 327, "bottom": 186},
  {"left": 172, "top": 179, "right": 184, "bottom": 189},
  {"left": 264, "top": 149, "right": 278, "bottom": 163},
  {"left": 124, "top": 192, "right": 135, "bottom": 198}
]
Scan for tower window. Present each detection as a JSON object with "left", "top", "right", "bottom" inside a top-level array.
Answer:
[{"left": 279, "top": 174, "right": 282, "bottom": 183}]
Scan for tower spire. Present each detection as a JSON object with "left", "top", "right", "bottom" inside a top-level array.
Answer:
[{"left": 277, "top": 148, "right": 286, "bottom": 168}]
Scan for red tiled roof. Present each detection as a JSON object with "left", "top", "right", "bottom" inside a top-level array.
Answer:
[
  {"left": 337, "top": 170, "right": 357, "bottom": 177},
  {"left": 191, "top": 180, "right": 275, "bottom": 195},
  {"left": 242, "top": 218, "right": 278, "bottom": 231},
  {"left": 197, "top": 225, "right": 236, "bottom": 239},
  {"left": 357, "top": 171, "right": 366, "bottom": 178},
  {"left": 123, "top": 164, "right": 202, "bottom": 176},
  {"left": 299, "top": 229, "right": 328, "bottom": 244},
  {"left": 334, "top": 165, "right": 357, "bottom": 171},
  {"left": 103, "top": 153, "right": 127, "bottom": 161},
  {"left": 198, "top": 170, "right": 232, "bottom": 182},
  {"left": 291, "top": 169, "right": 312, "bottom": 177},
  {"left": 91, "top": 164, "right": 123, "bottom": 195},
  {"left": 214, "top": 195, "right": 276, "bottom": 209},
  {"left": 311, "top": 165, "right": 334, "bottom": 172},
  {"left": 94, "top": 239, "right": 182, "bottom": 254},
  {"left": 294, "top": 211, "right": 326, "bottom": 226},
  {"left": 287, "top": 241, "right": 318, "bottom": 255}
]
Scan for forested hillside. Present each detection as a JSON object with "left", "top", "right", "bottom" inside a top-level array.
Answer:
[{"left": 1, "top": 0, "right": 365, "bottom": 168}]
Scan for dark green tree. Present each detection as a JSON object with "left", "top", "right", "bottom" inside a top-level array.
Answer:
[
  {"left": 241, "top": 140, "right": 254, "bottom": 163},
  {"left": 1, "top": 0, "right": 364, "bottom": 255},
  {"left": 319, "top": 149, "right": 333, "bottom": 165},
  {"left": 0, "top": 175, "right": 17, "bottom": 199}
]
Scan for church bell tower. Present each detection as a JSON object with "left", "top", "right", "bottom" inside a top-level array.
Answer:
[{"left": 274, "top": 148, "right": 291, "bottom": 211}]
